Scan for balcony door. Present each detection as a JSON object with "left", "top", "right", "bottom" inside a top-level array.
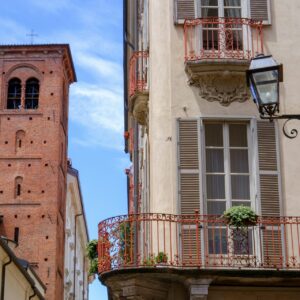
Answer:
[
  {"left": 196, "top": 0, "right": 249, "bottom": 57},
  {"left": 203, "top": 122, "right": 259, "bottom": 265}
]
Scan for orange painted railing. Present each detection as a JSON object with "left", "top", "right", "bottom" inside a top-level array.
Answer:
[
  {"left": 129, "top": 51, "right": 149, "bottom": 97},
  {"left": 184, "top": 18, "right": 263, "bottom": 61},
  {"left": 98, "top": 213, "right": 300, "bottom": 274}
]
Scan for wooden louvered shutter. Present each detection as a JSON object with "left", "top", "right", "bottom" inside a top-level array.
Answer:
[
  {"left": 174, "top": 0, "right": 195, "bottom": 24},
  {"left": 257, "top": 121, "right": 280, "bottom": 217},
  {"left": 250, "top": 0, "right": 271, "bottom": 25},
  {"left": 178, "top": 119, "right": 200, "bottom": 214},
  {"left": 257, "top": 121, "right": 282, "bottom": 267},
  {"left": 178, "top": 119, "right": 201, "bottom": 265}
]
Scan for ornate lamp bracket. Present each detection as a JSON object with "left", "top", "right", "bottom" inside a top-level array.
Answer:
[{"left": 260, "top": 114, "right": 300, "bottom": 139}]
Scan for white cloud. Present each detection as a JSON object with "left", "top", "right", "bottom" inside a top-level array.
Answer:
[
  {"left": 0, "top": 18, "right": 29, "bottom": 43},
  {"left": 70, "top": 83, "right": 124, "bottom": 149},
  {"left": 28, "top": 0, "right": 71, "bottom": 12},
  {"left": 0, "top": 11, "right": 125, "bottom": 150},
  {"left": 75, "top": 52, "right": 122, "bottom": 80}
]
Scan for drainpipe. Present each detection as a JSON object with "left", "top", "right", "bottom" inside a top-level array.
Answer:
[
  {"left": 73, "top": 213, "right": 82, "bottom": 299},
  {"left": 0, "top": 256, "right": 12, "bottom": 300}
]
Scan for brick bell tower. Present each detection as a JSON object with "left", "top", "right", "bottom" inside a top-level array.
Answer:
[{"left": 0, "top": 44, "right": 76, "bottom": 300}]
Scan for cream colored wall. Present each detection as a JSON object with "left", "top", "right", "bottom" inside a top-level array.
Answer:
[
  {"left": 263, "top": 0, "right": 300, "bottom": 216},
  {"left": 0, "top": 247, "right": 44, "bottom": 300},
  {"left": 148, "top": 0, "right": 175, "bottom": 213},
  {"left": 146, "top": 0, "right": 300, "bottom": 217},
  {"left": 64, "top": 173, "right": 89, "bottom": 300}
]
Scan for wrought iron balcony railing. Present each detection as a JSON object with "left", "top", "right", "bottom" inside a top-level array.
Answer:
[
  {"left": 184, "top": 18, "right": 263, "bottom": 61},
  {"left": 129, "top": 51, "right": 149, "bottom": 97},
  {"left": 98, "top": 213, "right": 300, "bottom": 274}
]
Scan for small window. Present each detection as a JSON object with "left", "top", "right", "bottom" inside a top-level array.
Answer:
[
  {"left": 16, "top": 130, "right": 25, "bottom": 151},
  {"left": 15, "top": 176, "right": 23, "bottom": 197},
  {"left": 25, "top": 78, "right": 39, "bottom": 109},
  {"left": 7, "top": 78, "right": 21, "bottom": 109}
]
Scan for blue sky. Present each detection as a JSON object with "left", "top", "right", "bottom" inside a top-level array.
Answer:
[{"left": 1, "top": 0, "right": 128, "bottom": 299}]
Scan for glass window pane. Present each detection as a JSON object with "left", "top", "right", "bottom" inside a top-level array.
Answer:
[
  {"left": 201, "top": 8, "right": 218, "bottom": 17},
  {"left": 206, "top": 149, "right": 224, "bottom": 172},
  {"left": 207, "top": 175, "right": 225, "bottom": 199},
  {"left": 232, "top": 201, "right": 251, "bottom": 207},
  {"left": 205, "top": 124, "right": 223, "bottom": 146},
  {"left": 207, "top": 201, "right": 226, "bottom": 215},
  {"left": 224, "top": 8, "right": 241, "bottom": 18},
  {"left": 224, "top": 0, "right": 241, "bottom": 6},
  {"left": 202, "top": 0, "right": 218, "bottom": 6},
  {"left": 231, "top": 175, "right": 250, "bottom": 200},
  {"left": 203, "top": 29, "right": 219, "bottom": 49},
  {"left": 229, "top": 124, "right": 247, "bottom": 147},
  {"left": 208, "top": 228, "right": 227, "bottom": 254},
  {"left": 230, "top": 149, "right": 249, "bottom": 173},
  {"left": 225, "top": 29, "right": 243, "bottom": 52}
]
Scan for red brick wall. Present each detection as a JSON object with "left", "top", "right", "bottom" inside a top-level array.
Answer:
[{"left": 0, "top": 45, "right": 76, "bottom": 300}]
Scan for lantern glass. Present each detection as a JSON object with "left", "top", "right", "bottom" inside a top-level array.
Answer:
[{"left": 252, "top": 69, "right": 278, "bottom": 105}]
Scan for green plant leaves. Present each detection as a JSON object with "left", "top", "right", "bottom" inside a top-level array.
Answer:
[
  {"left": 86, "top": 239, "right": 98, "bottom": 275},
  {"left": 222, "top": 205, "right": 258, "bottom": 228}
]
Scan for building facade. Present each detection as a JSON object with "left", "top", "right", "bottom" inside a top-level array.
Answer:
[
  {"left": 98, "top": 1, "right": 300, "bottom": 299},
  {"left": 0, "top": 238, "right": 46, "bottom": 300},
  {"left": 64, "top": 165, "right": 89, "bottom": 300},
  {"left": 0, "top": 44, "right": 76, "bottom": 300}
]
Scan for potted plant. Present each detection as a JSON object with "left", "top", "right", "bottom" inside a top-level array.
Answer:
[
  {"left": 142, "top": 255, "right": 155, "bottom": 267},
  {"left": 222, "top": 206, "right": 258, "bottom": 228},
  {"left": 155, "top": 252, "right": 168, "bottom": 265}
]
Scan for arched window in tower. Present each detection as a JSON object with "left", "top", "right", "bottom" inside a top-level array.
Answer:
[
  {"left": 7, "top": 78, "right": 21, "bottom": 109},
  {"left": 16, "top": 130, "right": 25, "bottom": 151},
  {"left": 15, "top": 176, "right": 23, "bottom": 197},
  {"left": 25, "top": 77, "right": 39, "bottom": 109}
]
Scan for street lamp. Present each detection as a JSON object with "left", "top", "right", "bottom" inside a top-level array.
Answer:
[{"left": 246, "top": 54, "right": 300, "bottom": 138}]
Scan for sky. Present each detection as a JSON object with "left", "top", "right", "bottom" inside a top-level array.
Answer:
[{"left": 0, "top": 1, "right": 128, "bottom": 299}]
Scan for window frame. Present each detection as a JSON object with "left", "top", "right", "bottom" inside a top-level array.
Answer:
[
  {"left": 25, "top": 77, "right": 39, "bottom": 109},
  {"left": 199, "top": 117, "right": 261, "bottom": 263},
  {"left": 177, "top": 117, "right": 282, "bottom": 264},
  {"left": 194, "top": 0, "right": 251, "bottom": 57},
  {"left": 196, "top": 0, "right": 249, "bottom": 18},
  {"left": 7, "top": 77, "right": 22, "bottom": 109},
  {"left": 202, "top": 121, "right": 255, "bottom": 215}
]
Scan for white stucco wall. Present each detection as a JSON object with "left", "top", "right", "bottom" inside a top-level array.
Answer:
[
  {"left": 64, "top": 171, "right": 89, "bottom": 300},
  {"left": 139, "top": 0, "right": 300, "bottom": 217},
  {"left": 0, "top": 243, "right": 45, "bottom": 300}
]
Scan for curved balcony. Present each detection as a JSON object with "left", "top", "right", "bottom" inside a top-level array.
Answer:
[
  {"left": 98, "top": 213, "right": 300, "bottom": 275},
  {"left": 184, "top": 17, "right": 263, "bottom": 62},
  {"left": 128, "top": 51, "right": 149, "bottom": 126},
  {"left": 183, "top": 18, "right": 264, "bottom": 106}
]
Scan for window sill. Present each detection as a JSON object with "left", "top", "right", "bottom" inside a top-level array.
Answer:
[{"left": 0, "top": 109, "right": 43, "bottom": 116}]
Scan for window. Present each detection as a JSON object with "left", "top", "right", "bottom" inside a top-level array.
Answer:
[
  {"left": 197, "top": 0, "right": 247, "bottom": 53},
  {"left": 178, "top": 119, "right": 281, "bottom": 264},
  {"left": 25, "top": 78, "right": 39, "bottom": 109},
  {"left": 7, "top": 78, "right": 21, "bottom": 109},
  {"left": 204, "top": 122, "right": 251, "bottom": 215},
  {"left": 198, "top": 0, "right": 244, "bottom": 18},
  {"left": 15, "top": 176, "right": 23, "bottom": 197},
  {"left": 16, "top": 130, "right": 25, "bottom": 151},
  {"left": 204, "top": 122, "right": 253, "bottom": 255}
]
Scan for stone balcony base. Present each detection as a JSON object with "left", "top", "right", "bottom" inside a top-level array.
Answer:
[
  {"left": 185, "top": 59, "right": 250, "bottom": 106},
  {"left": 101, "top": 268, "right": 300, "bottom": 300}
]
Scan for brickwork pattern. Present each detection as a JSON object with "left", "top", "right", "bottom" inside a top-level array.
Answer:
[{"left": 0, "top": 45, "right": 76, "bottom": 300}]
